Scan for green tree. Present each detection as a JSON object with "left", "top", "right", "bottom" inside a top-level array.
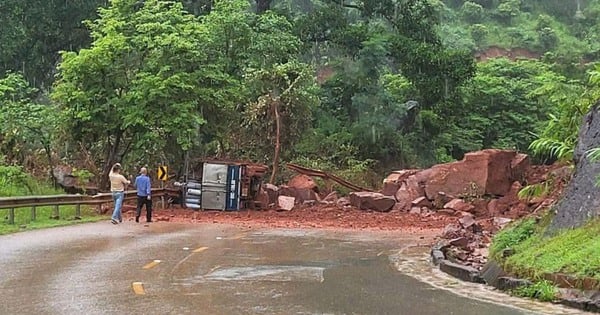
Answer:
[
  {"left": 535, "top": 15, "right": 559, "bottom": 51},
  {"left": 200, "top": 1, "right": 319, "bottom": 181},
  {"left": 0, "top": 73, "right": 60, "bottom": 185},
  {"left": 52, "top": 0, "right": 234, "bottom": 189},
  {"left": 470, "top": 24, "right": 489, "bottom": 47},
  {"left": 459, "top": 58, "right": 563, "bottom": 154},
  {"left": 243, "top": 62, "right": 319, "bottom": 183},
  {"left": 0, "top": 0, "right": 106, "bottom": 88},
  {"left": 462, "top": 1, "right": 485, "bottom": 23},
  {"left": 495, "top": 0, "right": 521, "bottom": 24}
]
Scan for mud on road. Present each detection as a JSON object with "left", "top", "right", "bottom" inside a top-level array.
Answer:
[{"left": 122, "top": 203, "right": 455, "bottom": 233}]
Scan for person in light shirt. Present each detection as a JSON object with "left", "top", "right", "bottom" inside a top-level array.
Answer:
[{"left": 109, "top": 163, "right": 130, "bottom": 224}]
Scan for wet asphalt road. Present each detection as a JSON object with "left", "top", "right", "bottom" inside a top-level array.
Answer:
[{"left": 0, "top": 222, "right": 539, "bottom": 315}]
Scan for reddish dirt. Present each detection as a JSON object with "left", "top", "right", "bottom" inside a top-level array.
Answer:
[
  {"left": 117, "top": 162, "right": 567, "bottom": 238},
  {"left": 474, "top": 46, "right": 541, "bottom": 62},
  {"left": 121, "top": 203, "right": 453, "bottom": 232}
]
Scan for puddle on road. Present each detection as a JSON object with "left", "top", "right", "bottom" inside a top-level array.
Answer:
[
  {"left": 204, "top": 265, "right": 325, "bottom": 282},
  {"left": 173, "top": 265, "right": 325, "bottom": 285},
  {"left": 390, "top": 246, "right": 592, "bottom": 315}
]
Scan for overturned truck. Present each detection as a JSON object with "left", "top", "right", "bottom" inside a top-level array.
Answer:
[{"left": 181, "top": 161, "right": 268, "bottom": 211}]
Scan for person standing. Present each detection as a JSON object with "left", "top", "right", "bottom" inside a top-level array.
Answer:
[
  {"left": 109, "top": 163, "right": 130, "bottom": 224},
  {"left": 134, "top": 167, "right": 153, "bottom": 223}
]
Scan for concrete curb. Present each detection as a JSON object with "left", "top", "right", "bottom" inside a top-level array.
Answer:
[
  {"left": 438, "top": 259, "right": 485, "bottom": 283},
  {"left": 430, "top": 246, "right": 600, "bottom": 313}
]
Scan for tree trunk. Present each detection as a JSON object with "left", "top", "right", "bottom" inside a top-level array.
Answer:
[
  {"left": 270, "top": 101, "right": 281, "bottom": 184},
  {"left": 43, "top": 142, "right": 57, "bottom": 188},
  {"left": 99, "top": 131, "right": 122, "bottom": 191},
  {"left": 255, "top": 0, "right": 273, "bottom": 14}
]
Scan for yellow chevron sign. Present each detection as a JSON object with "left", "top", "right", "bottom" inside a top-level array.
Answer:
[{"left": 157, "top": 166, "right": 168, "bottom": 181}]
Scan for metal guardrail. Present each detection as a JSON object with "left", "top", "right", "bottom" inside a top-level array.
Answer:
[{"left": 0, "top": 188, "right": 179, "bottom": 225}]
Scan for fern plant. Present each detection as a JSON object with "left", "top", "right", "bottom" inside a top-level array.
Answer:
[
  {"left": 518, "top": 181, "right": 551, "bottom": 201},
  {"left": 527, "top": 67, "right": 598, "bottom": 162}
]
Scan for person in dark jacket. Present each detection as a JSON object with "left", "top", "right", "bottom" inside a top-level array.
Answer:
[{"left": 134, "top": 167, "right": 152, "bottom": 223}]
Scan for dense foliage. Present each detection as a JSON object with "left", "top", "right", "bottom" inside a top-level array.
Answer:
[{"left": 2, "top": 0, "right": 599, "bottom": 188}]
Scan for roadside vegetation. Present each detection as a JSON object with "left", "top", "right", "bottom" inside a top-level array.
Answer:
[
  {"left": 2, "top": 0, "right": 600, "bottom": 191},
  {"left": 0, "top": 165, "right": 103, "bottom": 235},
  {"left": 490, "top": 213, "right": 600, "bottom": 298},
  {"left": 511, "top": 280, "right": 557, "bottom": 302}
]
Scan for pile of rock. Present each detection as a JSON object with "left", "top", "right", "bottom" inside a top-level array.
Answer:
[
  {"left": 266, "top": 150, "right": 540, "bottom": 220},
  {"left": 262, "top": 174, "right": 322, "bottom": 211},
  {"left": 381, "top": 149, "right": 530, "bottom": 214},
  {"left": 376, "top": 149, "right": 542, "bottom": 270}
]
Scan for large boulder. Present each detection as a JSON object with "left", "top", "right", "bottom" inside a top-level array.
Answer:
[
  {"left": 511, "top": 153, "right": 530, "bottom": 183},
  {"left": 287, "top": 175, "right": 318, "bottom": 191},
  {"left": 393, "top": 175, "right": 425, "bottom": 211},
  {"left": 349, "top": 192, "right": 395, "bottom": 212},
  {"left": 382, "top": 181, "right": 401, "bottom": 197},
  {"left": 263, "top": 183, "right": 279, "bottom": 205},
  {"left": 279, "top": 185, "right": 319, "bottom": 204},
  {"left": 550, "top": 103, "right": 600, "bottom": 231},
  {"left": 421, "top": 149, "right": 528, "bottom": 199},
  {"left": 382, "top": 170, "right": 419, "bottom": 196},
  {"left": 53, "top": 165, "right": 85, "bottom": 194},
  {"left": 394, "top": 184, "right": 415, "bottom": 211}
]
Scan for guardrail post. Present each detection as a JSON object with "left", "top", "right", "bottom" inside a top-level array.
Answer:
[
  {"left": 160, "top": 181, "right": 165, "bottom": 209},
  {"left": 31, "top": 206, "right": 36, "bottom": 221},
  {"left": 75, "top": 204, "right": 81, "bottom": 220},
  {"left": 8, "top": 208, "right": 15, "bottom": 224},
  {"left": 52, "top": 205, "right": 59, "bottom": 220}
]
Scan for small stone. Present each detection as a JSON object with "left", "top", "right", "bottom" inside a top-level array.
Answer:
[
  {"left": 493, "top": 217, "right": 512, "bottom": 228},
  {"left": 442, "top": 223, "right": 461, "bottom": 238},
  {"left": 411, "top": 196, "right": 431, "bottom": 208},
  {"left": 473, "top": 248, "right": 489, "bottom": 258},
  {"left": 444, "top": 198, "right": 475, "bottom": 213},
  {"left": 409, "top": 207, "right": 422, "bottom": 214},
  {"left": 302, "top": 200, "right": 317, "bottom": 206},
  {"left": 278, "top": 195, "right": 296, "bottom": 211},
  {"left": 336, "top": 197, "right": 351, "bottom": 207},
  {"left": 437, "top": 209, "right": 456, "bottom": 216},
  {"left": 449, "top": 237, "right": 469, "bottom": 249},
  {"left": 459, "top": 214, "right": 476, "bottom": 229}
]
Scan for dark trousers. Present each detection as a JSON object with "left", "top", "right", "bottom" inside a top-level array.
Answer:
[{"left": 136, "top": 196, "right": 153, "bottom": 222}]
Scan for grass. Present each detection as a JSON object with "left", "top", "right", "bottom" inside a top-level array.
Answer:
[
  {"left": 489, "top": 217, "right": 537, "bottom": 260},
  {"left": 491, "top": 212, "right": 600, "bottom": 290},
  {"left": 511, "top": 280, "right": 557, "bottom": 302},
  {"left": 504, "top": 220, "right": 600, "bottom": 281},
  {"left": 0, "top": 205, "right": 105, "bottom": 235},
  {"left": 0, "top": 165, "right": 107, "bottom": 235}
]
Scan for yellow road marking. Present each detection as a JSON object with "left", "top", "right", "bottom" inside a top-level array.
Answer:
[
  {"left": 132, "top": 282, "right": 145, "bottom": 295},
  {"left": 170, "top": 247, "right": 209, "bottom": 275},
  {"left": 142, "top": 260, "right": 162, "bottom": 270},
  {"left": 193, "top": 246, "right": 208, "bottom": 253}
]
